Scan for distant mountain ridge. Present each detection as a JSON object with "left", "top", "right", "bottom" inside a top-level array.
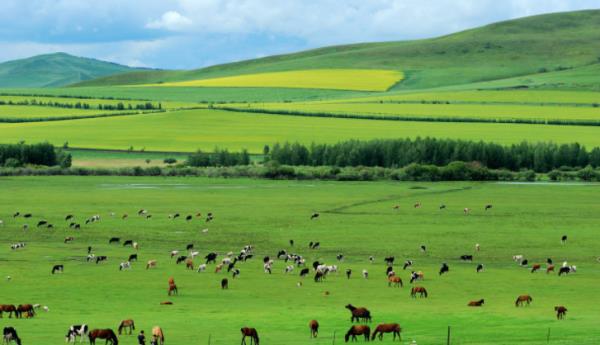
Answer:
[{"left": 0, "top": 53, "right": 149, "bottom": 88}]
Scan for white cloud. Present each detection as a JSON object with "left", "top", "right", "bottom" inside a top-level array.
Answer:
[{"left": 146, "top": 11, "right": 193, "bottom": 31}]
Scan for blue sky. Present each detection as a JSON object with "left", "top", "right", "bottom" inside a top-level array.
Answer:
[{"left": 1, "top": 0, "right": 599, "bottom": 69}]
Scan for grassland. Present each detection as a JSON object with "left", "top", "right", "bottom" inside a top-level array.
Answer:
[
  {"left": 0, "top": 105, "right": 122, "bottom": 120},
  {"left": 4, "top": 108, "right": 600, "bottom": 153},
  {"left": 145, "top": 69, "right": 404, "bottom": 92},
  {"left": 0, "top": 177, "right": 599, "bottom": 344}
]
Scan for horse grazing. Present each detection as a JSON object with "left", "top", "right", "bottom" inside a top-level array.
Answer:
[
  {"left": 15, "top": 304, "right": 34, "bottom": 319},
  {"left": 555, "top": 306, "right": 567, "bottom": 319},
  {"left": 118, "top": 319, "right": 135, "bottom": 335},
  {"left": 388, "top": 276, "right": 403, "bottom": 288},
  {"left": 345, "top": 325, "right": 370, "bottom": 342},
  {"left": 309, "top": 320, "right": 319, "bottom": 338},
  {"left": 410, "top": 286, "right": 428, "bottom": 298},
  {"left": 240, "top": 327, "right": 259, "bottom": 345},
  {"left": 168, "top": 277, "right": 178, "bottom": 296},
  {"left": 0, "top": 305, "right": 17, "bottom": 318},
  {"left": 515, "top": 295, "right": 533, "bottom": 307},
  {"left": 345, "top": 304, "right": 372, "bottom": 323},
  {"left": 152, "top": 326, "right": 165, "bottom": 345},
  {"left": 89, "top": 329, "right": 118, "bottom": 345},
  {"left": 3, "top": 327, "right": 21, "bottom": 345},
  {"left": 371, "top": 323, "right": 401, "bottom": 341},
  {"left": 468, "top": 299, "right": 484, "bottom": 307},
  {"left": 66, "top": 324, "right": 89, "bottom": 343}
]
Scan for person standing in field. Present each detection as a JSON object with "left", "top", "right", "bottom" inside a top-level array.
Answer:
[{"left": 138, "top": 330, "right": 146, "bottom": 345}]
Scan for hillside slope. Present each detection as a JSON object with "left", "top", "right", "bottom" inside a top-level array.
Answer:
[
  {"left": 76, "top": 10, "right": 600, "bottom": 90},
  {"left": 0, "top": 53, "right": 145, "bottom": 88}
]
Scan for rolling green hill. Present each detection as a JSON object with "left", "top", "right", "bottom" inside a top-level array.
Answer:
[
  {"left": 0, "top": 52, "right": 146, "bottom": 88},
  {"left": 76, "top": 10, "right": 600, "bottom": 90}
]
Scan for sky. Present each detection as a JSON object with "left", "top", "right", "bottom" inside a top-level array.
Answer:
[{"left": 0, "top": 0, "right": 599, "bottom": 70}]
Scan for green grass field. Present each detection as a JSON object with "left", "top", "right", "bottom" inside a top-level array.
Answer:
[
  {"left": 0, "top": 105, "right": 121, "bottom": 120},
  {"left": 0, "top": 176, "right": 599, "bottom": 344}
]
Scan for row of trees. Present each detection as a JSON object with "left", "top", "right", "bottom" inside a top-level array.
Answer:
[
  {"left": 0, "top": 99, "right": 161, "bottom": 110},
  {"left": 267, "top": 138, "right": 600, "bottom": 173},
  {"left": 187, "top": 149, "right": 251, "bottom": 167},
  {"left": 0, "top": 143, "right": 71, "bottom": 168}
]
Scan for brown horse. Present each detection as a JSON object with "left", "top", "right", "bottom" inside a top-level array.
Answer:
[
  {"left": 185, "top": 259, "right": 194, "bottom": 270},
  {"left": 388, "top": 276, "right": 403, "bottom": 288},
  {"left": 546, "top": 265, "right": 555, "bottom": 274},
  {"left": 152, "top": 326, "right": 165, "bottom": 345},
  {"left": 89, "top": 329, "right": 118, "bottom": 345},
  {"left": 371, "top": 323, "right": 401, "bottom": 341},
  {"left": 531, "top": 264, "right": 541, "bottom": 273},
  {"left": 515, "top": 295, "right": 532, "bottom": 307},
  {"left": 240, "top": 327, "right": 259, "bottom": 345},
  {"left": 410, "top": 286, "right": 428, "bottom": 298},
  {"left": 345, "top": 325, "right": 370, "bottom": 342},
  {"left": 15, "top": 304, "right": 34, "bottom": 318},
  {"left": 117, "top": 319, "right": 135, "bottom": 335},
  {"left": 345, "top": 304, "right": 372, "bottom": 322},
  {"left": 168, "top": 284, "right": 178, "bottom": 296},
  {"left": 468, "top": 299, "right": 484, "bottom": 307},
  {"left": 309, "top": 320, "right": 319, "bottom": 338},
  {"left": 555, "top": 306, "right": 567, "bottom": 319},
  {"left": 0, "top": 305, "right": 16, "bottom": 318}
]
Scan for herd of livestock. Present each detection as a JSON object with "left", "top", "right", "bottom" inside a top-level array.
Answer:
[{"left": 1, "top": 203, "right": 581, "bottom": 344}]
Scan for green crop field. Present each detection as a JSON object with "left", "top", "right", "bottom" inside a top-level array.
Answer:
[
  {"left": 0, "top": 177, "right": 599, "bottom": 344},
  {"left": 143, "top": 69, "right": 404, "bottom": 92},
  {"left": 4, "top": 108, "right": 600, "bottom": 153},
  {"left": 0, "top": 105, "right": 121, "bottom": 120}
]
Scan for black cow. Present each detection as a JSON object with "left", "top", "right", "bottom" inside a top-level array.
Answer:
[
  {"left": 346, "top": 269, "right": 352, "bottom": 279},
  {"left": 205, "top": 252, "right": 217, "bottom": 264},
  {"left": 108, "top": 237, "right": 120, "bottom": 244},
  {"left": 460, "top": 255, "right": 473, "bottom": 261},
  {"left": 384, "top": 256, "right": 395, "bottom": 266},
  {"left": 65, "top": 214, "right": 74, "bottom": 221},
  {"left": 403, "top": 260, "right": 413, "bottom": 270},
  {"left": 3, "top": 327, "right": 21, "bottom": 345},
  {"left": 476, "top": 264, "right": 484, "bottom": 273},
  {"left": 186, "top": 243, "right": 194, "bottom": 250},
  {"left": 123, "top": 240, "right": 133, "bottom": 247},
  {"left": 37, "top": 220, "right": 47, "bottom": 227},
  {"left": 300, "top": 268, "right": 310, "bottom": 277},
  {"left": 439, "top": 263, "right": 449, "bottom": 275},
  {"left": 51, "top": 264, "right": 64, "bottom": 274},
  {"left": 485, "top": 204, "right": 493, "bottom": 211},
  {"left": 310, "top": 213, "right": 320, "bottom": 220},
  {"left": 128, "top": 254, "right": 138, "bottom": 262},
  {"left": 176, "top": 256, "right": 188, "bottom": 264},
  {"left": 95, "top": 256, "right": 107, "bottom": 264}
]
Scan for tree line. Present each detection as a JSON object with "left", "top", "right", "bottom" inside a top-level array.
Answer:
[
  {"left": 187, "top": 148, "right": 251, "bottom": 167},
  {"left": 267, "top": 138, "right": 600, "bottom": 173},
  {"left": 0, "top": 99, "right": 161, "bottom": 111},
  {"left": 0, "top": 143, "right": 71, "bottom": 168}
]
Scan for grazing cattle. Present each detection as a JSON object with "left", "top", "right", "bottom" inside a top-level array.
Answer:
[
  {"left": 439, "top": 263, "right": 449, "bottom": 275},
  {"left": 23, "top": 214, "right": 32, "bottom": 218},
  {"left": 232, "top": 268, "right": 240, "bottom": 278},
  {"left": 393, "top": 204, "right": 400, "bottom": 210},
  {"left": 371, "top": 323, "right": 401, "bottom": 341},
  {"left": 13, "top": 212, "right": 20, "bottom": 218},
  {"left": 414, "top": 202, "right": 421, "bottom": 208},
  {"left": 160, "top": 301, "right": 173, "bottom": 305},
  {"left": 403, "top": 260, "right": 413, "bottom": 270},
  {"left": 559, "top": 266, "right": 576, "bottom": 276},
  {"left": 561, "top": 235, "right": 567, "bottom": 244},
  {"left": 311, "top": 242, "right": 320, "bottom": 250},
  {"left": 475, "top": 243, "right": 480, "bottom": 252},
  {"left": 3, "top": 327, "right": 21, "bottom": 345},
  {"left": 214, "top": 264, "right": 224, "bottom": 273},
  {"left": 388, "top": 275, "right": 403, "bottom": 287},
  {"left": 152, "top": 326, "right": 165, "bottom": 345},
  {"left": 221, "top": 278, "right": 228, "bottom": 289},
  {"left": 133, "top": 242, "right": 139, "bottom": 250},
  {"left": 185, "top": 215, "right": 192, "bottom": 221},
  {"left": 128, "top": 254, "right": 137, "bottom": 262},
  {"left": 476, "top": 264, "right": 484, "bottom": 273},
  {"left": 284, "top": 265, "right": 294, "bottom": 274},
  {"left": 197, "top": 264, "right": 207, "bottom": 272},
  {"left": 37, "top": 220, "right": 47, "bottom": 227},
  {"left": 119, "top": 262, "right": 131, "bottom": 271},
  {"left": 205, "top": 212, "right": 214, "bottom": 222},
  {"left": 513, "top": 255, "right": 523, "bottom": 262},
  {"left": 386, "top": 266, "right": 394, "bottom": 276},
  {"left": 86, "top": 254, "right": 96, "bottom": 262},
  {"left": 547, "top": 258, "right": 553, "bottom": 264},
  {"left": 439, "top": 204, "right": 446, "bottom": 210},
  {"left": 410, "top": 271, "right": 424, "bottom": 283},
  {"left": 531, "top": 264, "right": 541, "bottom": 273},
  {"left": 384, "top": 256, "right": 395, "bottom": 266},
  {"left": 410, "top": 286, "right": 428, "bottom": 298},
  {"left": 520, "top": 259, "right": 529, "bottom": 267},
  {"left": 240, "top": 327, "right": 259, "bottom": 345},
  {"left": 176, "top": 256, "right": 187, "bottom": 264},
  {"left": 0, "top": 305, "right": 17, "bottom": 318},
  {"left": 64, "top": 236, "right": 75, "bottom": 244},
  {"left": 337, "top": 254, "right": 344, "bottom": 261},
  {"left": 146, "top": 260, "right": 157, "bottom": 269},
  {"left": 468, "top": 299, "right": 484, "bottom": 307},
  {"left": 346, "top": 269, "right": 352, "bottom": 279},
  {"left": 314, "top": 271, "right": 325, "bottom": 282},
  {"left": 51, "top": 264, "right": 64, "bottom": 274},
  {"left": 485, "top": 204, "right": 493, "bottom": 211},
  {"left": 66, "top": 324, "right": 89, "bottom": 343},
  {"left": 137, "top": 209, "right": 147, "bottom": 216},
  {"left": 185, "top": 259, "right": 194, "bottom": 270},
  {"left": 546, "top": 264, "right": 555, "bottom": 274},
  {"left": 170, "top": 250, "right": 179, "bottom": 258},
  {"left": 345, "top": 325, "right": 370, "bottom": 342},
  {"left": 65, "top": 214, "right": 74, "bottom": 221},
  {"left": 515, "top": 295, "right": 533, "bottom": 307},
  {"left": 420, "top": 245, "right": 427, "bottom": 253},
  {"left": 300, "top": 268, "right": 310, "bottom": 277},
  {"left": 121, "top": 214, "right": 128, "bottom": 220},
  {"left": 186, "top": 243, "right": 194, "bottom": 251},
  {"left": 309, "top": 319, "right": 319, "bottom": 338},
  {"left": 205, "top": 252, "right": 217, "bottom": 264},
  {"left": 289, "top": 239, "right": 294, "bottom": 247},
  {"left": 123, "top": 240, "right": 133, "bottom": 247},
  {"left": 10, "top": 243, "right": 25, "bottom": 250},
  {"left": 555, "top": 306, "right": 567, "bottom": 319},
  {"left": 15, "top": 304, "right": 34, "bottom": 319},
  {"left": 189, "top": 251, "right": 200, "bottom": 259},
  {"left": 345, "top": 304, "right": 372, "bottom": 323},
  {"left": 88, "top": 329, "right": 118, "bottom": 345},
  {"left": 170, "top": 213, "right": 180, "bottom": 219},
  {"left": 463, "top": 208, "right": 471, "bottom": 215},
  {"left": 310, "top": 213, "right": 319, "bottom": 220},
  {"left": 109, "top": 237, "right": 120, "bottom": 244},
  {"left": 460, "top": 255, "right": 473, "bottom": 262},
  {"left": 118, "top": 319, "right": 135, "bottom": 335},
  {"left": 95, "top": 256, "right": 107, "bottom": 264}
]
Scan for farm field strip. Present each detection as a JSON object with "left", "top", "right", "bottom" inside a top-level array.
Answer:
[
  {"left": 3, "top": 108, "right": 600, "bottom": 152},
  {"left": 0, "top": 177, "right": 599, "bottom": 344},
  {"left": 139, "top": 69, "right": 404, "bottom": 92}
]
